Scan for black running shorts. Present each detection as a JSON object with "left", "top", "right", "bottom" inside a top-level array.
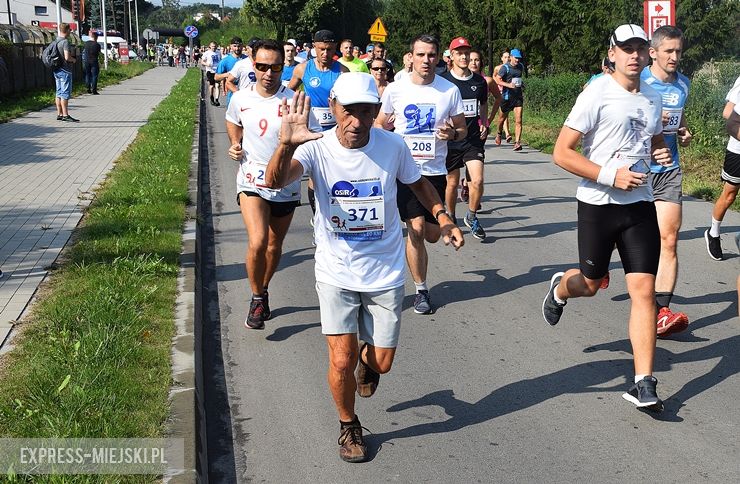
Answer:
[
  {"left": 397, "top": 175, "right": 447, "bottom": 224},
  {"left": 501, "top": 96, "right": 523, "bottom": 114},
  {"left": 446, "top": 143, "right": 485, "bottom": 172},
  {"left": 237, "top": 191, "right": 299, "bottom": 218},
  {"left": 577, "top": 200, "right": 660, "bottom": 279},
  {"left": 721, "top": 150, "right": 740, "bottom": 186},
  {"left": 206, "top": 71, "right": 216, "bottom": 85}
]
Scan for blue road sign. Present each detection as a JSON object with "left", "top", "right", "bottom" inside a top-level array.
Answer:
[{"left": 184, "top": 25, "right": 199, "bottom": 38}]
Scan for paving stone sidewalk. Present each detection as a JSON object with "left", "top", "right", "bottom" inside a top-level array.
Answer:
[{"left": 0, "top": 66, "right": 188, "bottom": 348}]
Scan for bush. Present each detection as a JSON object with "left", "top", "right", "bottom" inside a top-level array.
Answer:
[{"left": 524, "top": 72, "right": 589, "bottom": 114}]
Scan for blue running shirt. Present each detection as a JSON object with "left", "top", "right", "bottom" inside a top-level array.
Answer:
[{"left": 640, "top": 67, "right": 690, "bottom": 173}]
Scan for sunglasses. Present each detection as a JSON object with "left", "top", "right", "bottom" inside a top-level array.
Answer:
[
  {"left": 371, "top": 66, "right": 388, "bottom": 71},
  {"left": 254, "top": 62, "right": 284, "bottom": 72}
]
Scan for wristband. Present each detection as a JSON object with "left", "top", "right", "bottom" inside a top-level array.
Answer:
[
  {"left": 434, "top": 209, "right": 447, "bottom": 222},
  {"left": 596, "top": 166, "right": 617, "bottom": 187}
]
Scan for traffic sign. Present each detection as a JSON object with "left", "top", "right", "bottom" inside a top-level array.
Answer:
[
  {"left": 368, "top": 17, "right": 388, "bottom": 43},
  {"left": 643, "top": 0, "right": 675, "bottom": 39},
  {"left": 184, "top": 25, "right": 199, "bottom": 39}
]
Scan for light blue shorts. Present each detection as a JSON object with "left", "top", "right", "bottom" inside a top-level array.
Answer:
[
  {"left": 54, "top": 69, "right": 72, "bottom": 100},
  {"left": 315, "top": 281, "right": 404, "bottom": 348}
]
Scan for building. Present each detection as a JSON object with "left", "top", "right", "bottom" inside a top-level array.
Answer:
[{"left": 1, "top": 0, "right": 78, "bottom": 31}]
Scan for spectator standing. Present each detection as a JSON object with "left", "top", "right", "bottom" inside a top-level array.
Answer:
[
  {"left": 83, "top": 30, "right": 102, "bottom": 95},
  {"left": 53, "top": 23, "right": 79, "bottom": 122}
]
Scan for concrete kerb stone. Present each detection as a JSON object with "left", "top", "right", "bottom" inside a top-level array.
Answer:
[{"left": 165, "top": 72, "right": 205, "bottom": 483}]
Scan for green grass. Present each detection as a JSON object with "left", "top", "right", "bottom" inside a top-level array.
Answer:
[
  {"left": 0, "top": 62, "right": 154, "bottom": 123},
  {"left": 0, "top": 68, "right": 200, "bottom": 482}
]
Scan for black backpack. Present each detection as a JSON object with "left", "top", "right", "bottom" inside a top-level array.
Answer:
[{"left": 42, "top": 39, "right": 64, "bottom": 69}]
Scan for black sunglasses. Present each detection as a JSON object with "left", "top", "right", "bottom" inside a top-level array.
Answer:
[
  {"left": 254, "top": 62, "right": 284, "bottom": 72},
  {"left": 371, "top": 66, "right": 388, "bottom": 71}
]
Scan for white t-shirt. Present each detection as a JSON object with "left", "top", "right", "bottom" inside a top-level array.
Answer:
[
  {"left": 225, "top": 85, "right": 321, "bottom": 201},
  {"left": 564, "top": 74, "right": 663, "bottom": 205},
  {"left": 380, "top": 75, "right": 464, "bottom": 176},
  {"left": 293, "top": 128, "right": 422, "bottom": 291},
  {"left": 202, "top": 48, "right": 219, "bottom": 73},
  {"left": 726, "top": 76, "right": 740, "bottom": 154},
  {"left": 229, "top": 57, "right": 256, "bottom": 89}
]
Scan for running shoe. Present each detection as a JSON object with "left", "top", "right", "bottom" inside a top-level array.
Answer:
[
  {"left": 542, "top": 272, "right": 566, "bottom": 326},
  {"left": 656, "top": 307, "right": 689, "bottom": 337},
  {"left": 213, "top": 99, "right": 221, "bottom": 107},
  {"left": 356, "top": 343, "right": 380, "bottom": 398},
  {"left": 245, "top": 298, "right": 266, "bottom": 329},
  {"left": 338, "top": 416, "right": 368, "bottom": 463},
  {"left": 704, "top": 229, "right": 723, "bottom": 260},
  {"left": 262, "top": 290, "right": 271, "bottom": 320},
  {"left": 413, "top": 290, "right": 433, "bottom": 314},
  {"left": 513, "top": 142, "right": 523, "bottom": 151},
  {"left": 495, "top": 133, "right": 502, "bottom": 146},
  {"left": 599, "top": 271, "right": 610, "bottom": 289},
  {"left": 464, "top": 213, "right": 486, "bottom": 240},
  {"left": 506, "top": 134, "right": 513, "bottom": 143},
  {"left": 622, "top": 376, "right": 664, "bottom": 412},
  {"left": 61, "top": 115, "right": 79, "bottom": 122},
  {"left": 56, "top": 115, "right": 63, "bottom": 121},
  {"left": 460, "top": 183, "right": 469, "bottom": 203}
]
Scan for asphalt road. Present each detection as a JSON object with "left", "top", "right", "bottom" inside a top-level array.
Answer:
[{"left": 200, "top": 98, "right": 740, "bottom": 483}]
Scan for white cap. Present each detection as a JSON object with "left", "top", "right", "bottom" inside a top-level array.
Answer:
[
  {"left": 330, "top": 72, "right": 381, "bottom": 105},
  {"left": 287, "top": 38, "right": 296, "bottom": 47},
  {"left": 610, "top": 24, "right": 648, "bottom": 47}
]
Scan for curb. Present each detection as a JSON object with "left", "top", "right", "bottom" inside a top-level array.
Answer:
[{"left": 165, "top": 71, "right": 207, "bottom": 483}]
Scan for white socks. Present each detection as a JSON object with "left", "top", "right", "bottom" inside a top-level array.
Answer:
[
  {"left": 634, "top": 374, "right": 649, "bottom": 384},
  {"left": 414, "top": 281, "right": 428, "bottom": 293},
  {"left": 710, "top": 218, "right": 722, "bottom": 238}
]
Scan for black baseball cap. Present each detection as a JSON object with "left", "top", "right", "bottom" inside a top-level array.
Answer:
[
  {"left": 247, "top": 37, "right": 260, "bottom": 49},
  {"left": 313, "top": 30, "right": 336, "bottom": 43}
]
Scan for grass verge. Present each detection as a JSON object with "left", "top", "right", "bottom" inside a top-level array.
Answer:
[
  {"left": 0, "top": 68, "right": 200, "bottom": 481},
  {"left": 0, "top": 61, "right": 154, "bottom": 123},
  {"left": 523, "top": 110, "right": 737, "bottom": 210}
]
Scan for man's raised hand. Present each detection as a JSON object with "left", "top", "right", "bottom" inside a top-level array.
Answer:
[{"left": 279, "top": 92, "right": 323, "bottom": 146}]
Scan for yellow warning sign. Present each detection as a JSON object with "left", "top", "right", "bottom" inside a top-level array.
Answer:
[{"left": 368, "top": 17, "right": 388, "bottom": 37}]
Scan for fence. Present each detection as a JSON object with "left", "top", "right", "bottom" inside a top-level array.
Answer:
[{"left": 0, "top": 24, "right": 83, "bottom": 97}]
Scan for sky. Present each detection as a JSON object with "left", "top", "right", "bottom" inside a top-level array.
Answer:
[{"left": 148, "top": 1, "right": 245, "bottom": 7}]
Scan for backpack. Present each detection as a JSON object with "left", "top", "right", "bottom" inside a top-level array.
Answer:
[{"left": 42, "top": 39, "right": 63, "bottom": 69}]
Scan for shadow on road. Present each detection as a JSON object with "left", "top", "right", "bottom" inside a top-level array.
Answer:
[{"left": 366, "top": 330, "right": 739, "bottom": 455}]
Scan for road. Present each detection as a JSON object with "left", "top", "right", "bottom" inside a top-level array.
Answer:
[{"left": 199, "top": 98, "right": 740, "bottom": 482}]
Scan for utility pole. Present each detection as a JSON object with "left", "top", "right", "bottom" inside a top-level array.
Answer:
[
  {"left": 221, "top": 0, "right": 224, "bottom": 21},
  {"left": 6, "top": 0, "right": 12, "bottom": 25},
  {"left": 127, "top": 0, "right": 132, "bottom": 44},
  {"left": 101, "top": 0, "right": 108, "bottom": 70},
  {"left": 134, "top": 0, "right": 140, "bottom": 49},
  {"left": 55, "top": 0, "right": 62, "bottom": 34}
]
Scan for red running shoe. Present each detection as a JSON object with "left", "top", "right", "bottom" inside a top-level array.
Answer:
[
  {"left": 599, "top": 271, "right": 610, "bottom": 289},
  {"left": 656, "top": 307, "right": 689, "bottom": 337},
  {"left": 460, "top": 182, "right": 469, "bottom": 203}
]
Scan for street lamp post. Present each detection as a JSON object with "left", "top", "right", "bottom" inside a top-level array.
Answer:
[
  {"left": 101, "top": 0, "right": 108, "bottom": 70},
  {"left": 134, "top": 0, "right": 140, "bottom": 51},
  {"left": 127, "top": 0, "right": 133, "bottom": 45}
]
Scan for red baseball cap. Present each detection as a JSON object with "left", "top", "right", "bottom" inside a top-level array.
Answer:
[{"left": 448, "top": 37, "right": 472, "bottom": 51}]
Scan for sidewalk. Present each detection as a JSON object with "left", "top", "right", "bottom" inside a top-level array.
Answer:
[{"left": 0, "top": 66, "right": 187, "bottom": 349}]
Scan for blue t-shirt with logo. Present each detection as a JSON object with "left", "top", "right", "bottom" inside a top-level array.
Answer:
[
  {"left": 217, "top": 54, "right": 247, "bottom": 106},
  {"left": 641, "top": 67, "right": 690, "bottom": 173}
]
